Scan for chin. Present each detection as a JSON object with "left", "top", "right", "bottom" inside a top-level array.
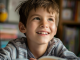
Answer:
[{"left": 38, "top": 40, "right": 49, "bottom": 45}]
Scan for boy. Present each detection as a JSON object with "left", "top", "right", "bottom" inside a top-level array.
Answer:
[{"left": 0, "top": 0, "right": 80, "bottom": 60}]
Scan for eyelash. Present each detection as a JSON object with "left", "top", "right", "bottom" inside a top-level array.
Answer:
[
  {"left": 33, "top": 17, "right": 40, "bottom": 20},
  {"left": 48, "top": 18, "right": 53, "bottom": 21},
  {"left": 33, "top": 17, "right": 54, "bottom": 22}
]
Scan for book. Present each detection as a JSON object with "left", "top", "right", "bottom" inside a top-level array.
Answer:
[
  {"left": 77, "top": 28, "right": 80, "bottom": 57},
  {"left": 75, "top": 1, "right": 80, "bottom": 22},
  {"left": 75, "top": 28, "right": 80, "bottom": 55},
  {"left": 62, "top": 9, "right": 73, "bottom": 20},
  {"left": 12, "top": 56, "right": 67, "bottom": 60},
  {"left": 38, "top": 56, "right": 67, "bottom": 60},
  {"left": 62, "top": 0, "right": 75, "bottom": 20},
  {"left": 63, "top": 26, "right": 77, "bottom": 53},
  {"left": 77, "top": 1, "right": 80, "bottom": 22},
  {"left": 1, "top": 40, "right": 9, "bottom": 48},
  {"left": 0, "top": 23, "right": 18, "bottom": 39}
]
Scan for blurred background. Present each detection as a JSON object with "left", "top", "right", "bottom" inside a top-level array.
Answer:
[
  {"left": 0, "top": 0, "right": 80, "bottom": 57},
  {"left": 0, "top": 0, "right": 25, "bottom": 48}
]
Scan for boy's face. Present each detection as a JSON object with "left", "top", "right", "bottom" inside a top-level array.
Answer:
[{"left": 23, "top": 7, "right": 57, "bottom": 44}]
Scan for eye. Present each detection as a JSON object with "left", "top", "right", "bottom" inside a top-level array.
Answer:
[
  {"left": 48, "top": 18, "right": 53, "bottom": 21},
  {"left": 33, "top": 17, "right": 40, "bottom": 20}
]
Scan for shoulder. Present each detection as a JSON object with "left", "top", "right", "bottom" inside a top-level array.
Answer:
[
  {"left": 50, "top": 37, "right": 67, "bottom": 53},
  {"left": 53, "top": 37, "right": 62, "bottom": 43},
  {"left": 53, "top": 37, "right": 65, "bottom": 49},
  {"left": 9, "top": 37, "right": 27, "bottom": 43},
  {"left": 50, "top": 37, "right": 63, "bottom": 45},
  {"left": 0, "top": 37, "right": 28, "bottom": 59},
  {"left": 48, "top": 37, "right": 64, "bottom": 52},
  {"left": 7, "top": 37, "right": 27, "bottom": 49}
]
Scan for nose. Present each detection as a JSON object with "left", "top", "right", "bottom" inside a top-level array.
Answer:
[{"left": 40, "top": 20, "right": 48, "bottom": 28}]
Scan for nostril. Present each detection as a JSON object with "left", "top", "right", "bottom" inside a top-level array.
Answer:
[{"left": 40, "top": 25, "right": 48, "bottom": 28}]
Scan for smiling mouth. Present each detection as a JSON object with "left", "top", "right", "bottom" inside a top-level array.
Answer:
[{"left": 36, "top": 32, "right": 50, "bottom": 35}]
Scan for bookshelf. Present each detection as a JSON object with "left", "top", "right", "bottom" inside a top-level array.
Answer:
[
  {"left": 0, "top": 0, "right": 25, "bottom": 48},
  {"left": 62, "top": 21, "right": 80, "bottom": 25},
  {"left": 57, "top": 0, "right": 80, "bottom": 57}
]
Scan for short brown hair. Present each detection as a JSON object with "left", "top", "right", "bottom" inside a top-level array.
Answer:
[{"left": 16, "top": 0, "right": 59, "bottom": 27}]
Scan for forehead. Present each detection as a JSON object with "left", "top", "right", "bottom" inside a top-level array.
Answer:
[{"left": 28, "top": 7, "right": 56, "bottom": 17}]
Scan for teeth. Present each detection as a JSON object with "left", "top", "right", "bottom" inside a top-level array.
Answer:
[{"left": 38, "top": 32, "right": 48, "bottom": 34}]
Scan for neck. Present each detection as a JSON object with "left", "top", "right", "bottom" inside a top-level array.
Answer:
[{"left": 27, "top": 41, "right": 48, "bottom": 59}]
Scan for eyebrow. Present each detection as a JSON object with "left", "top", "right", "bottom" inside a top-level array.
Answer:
[
  {"left": 48, "top": 16, "right": 55, "bottom": 18},
  {"left": 30, "top": 14, "right": 55, "bottom": 18},
  {"left": 30, "top": 14, "right": 41, "bottom": 18}
]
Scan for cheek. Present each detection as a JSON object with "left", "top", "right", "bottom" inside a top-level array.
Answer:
[
  {"left": 51, "top": 24, "right": 56, "bottom": 29},
  {"left": 26, "top": 22, "right": 38, "bottom": 32},
  {"left": 50, "top": 24, "right": 57, "bottom": 34}
]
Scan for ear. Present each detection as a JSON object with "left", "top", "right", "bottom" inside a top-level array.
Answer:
[{"left": 19, "top": 22, "right": 26, "bottom": 33}]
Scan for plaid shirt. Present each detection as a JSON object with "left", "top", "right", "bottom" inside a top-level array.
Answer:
[{"left": 0, "top": 37, "right": 80, "bottom": 60}]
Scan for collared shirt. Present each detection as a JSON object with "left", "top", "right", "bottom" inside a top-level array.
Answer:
[{"left": 0, "top": 37, "right": 80, "bottom": 60}]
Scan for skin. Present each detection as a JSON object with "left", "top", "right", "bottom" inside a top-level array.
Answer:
[{"left": 19, "top": 7, "right": 57, "bottom": 60}]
